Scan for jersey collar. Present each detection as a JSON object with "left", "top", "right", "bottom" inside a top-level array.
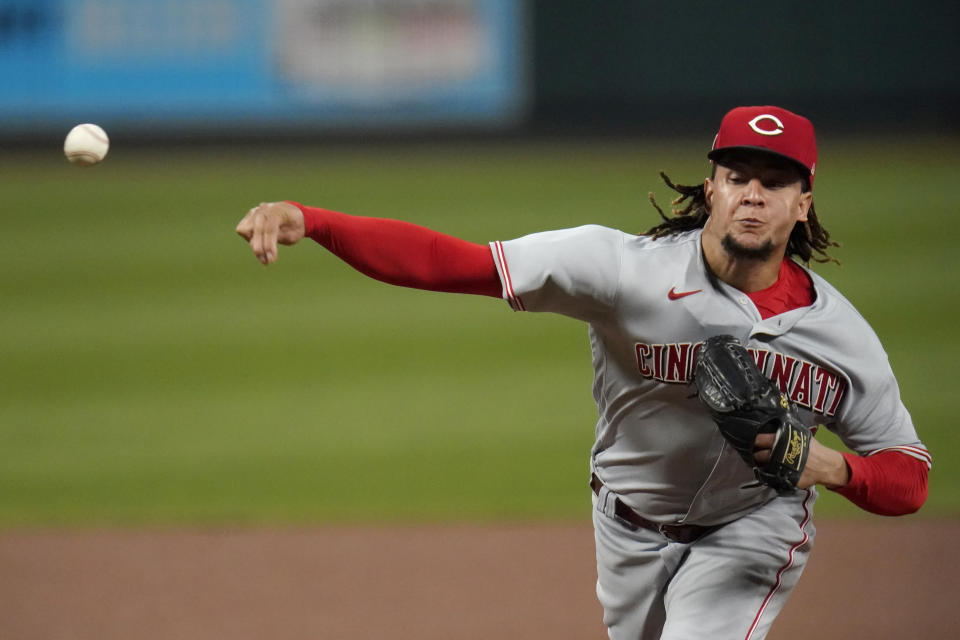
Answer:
[{"left": 686, "top": 230, "right": 820, "bottom": 337}]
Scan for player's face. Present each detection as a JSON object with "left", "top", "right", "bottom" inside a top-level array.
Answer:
[{"left": 703, "top": 155, "right": 812, "bottom": 262}]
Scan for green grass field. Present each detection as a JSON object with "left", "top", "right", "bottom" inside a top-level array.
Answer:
[{"left": 1, "top": 136, "right": 957, "bottom": 527}]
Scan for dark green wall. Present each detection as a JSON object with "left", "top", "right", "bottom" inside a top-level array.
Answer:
[{"left": 530, "top": 1, "right": 960, "bottom": 133}]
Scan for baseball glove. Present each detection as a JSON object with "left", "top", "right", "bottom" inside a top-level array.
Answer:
[{"left": 694, "top": 334, "right": 812, "bottom": 494}]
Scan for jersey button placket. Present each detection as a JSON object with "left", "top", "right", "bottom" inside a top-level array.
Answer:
[{"left": 736, "top": 295, "right": 762, "bottom": 325}]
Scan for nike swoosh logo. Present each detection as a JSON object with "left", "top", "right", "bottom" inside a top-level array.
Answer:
[{"left": 668, "top": 287, "right": 702, "bottom": 300}]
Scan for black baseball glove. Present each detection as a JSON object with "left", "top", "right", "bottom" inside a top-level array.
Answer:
[{"left": 694, "top": 334, "right": 812, "bottom": 494}]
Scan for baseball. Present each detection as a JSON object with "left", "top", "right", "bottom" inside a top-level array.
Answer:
[{"left": 64, "top": 123, "right": 109, "bottom": 166}]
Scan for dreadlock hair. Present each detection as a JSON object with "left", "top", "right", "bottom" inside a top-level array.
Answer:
[{"left": 645, "top": 171, "right": 840, "bottom": 265}]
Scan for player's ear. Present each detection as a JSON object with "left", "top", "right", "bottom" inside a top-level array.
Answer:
[
  {"left": 704, "top": 178, "right": 714, "bottom": 213},
  {"left": 797, "top": 191, "right": 812, "bottom": 222}
]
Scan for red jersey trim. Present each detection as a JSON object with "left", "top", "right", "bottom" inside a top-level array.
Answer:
[
  {"left": 867, "top": 445, "right": 932, "bottom": 469},
  {"left": 493, "top": 241, "right": 525, "bottom": 311}
]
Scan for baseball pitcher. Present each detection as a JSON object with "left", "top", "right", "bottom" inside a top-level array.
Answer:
[{"left": 235, "top": 106, "right": 930, "bottom": 640}]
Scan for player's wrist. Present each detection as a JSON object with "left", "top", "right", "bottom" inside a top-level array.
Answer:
[
  {"left": 289, "top": 202, "right": 328, "bottom": 239},
  {"left": 821, "top": 450, "right": 852, "bottom": 489}
]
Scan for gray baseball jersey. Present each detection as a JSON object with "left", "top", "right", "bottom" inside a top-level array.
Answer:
[
  {"left": 490, "top": 225, "right": 929, "bottom": 526},
  {"left": 491, "top": 224, "right": 930, "bottom": 638}
]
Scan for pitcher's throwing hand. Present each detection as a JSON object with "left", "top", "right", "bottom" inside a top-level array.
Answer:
[{"left": 236, "top": 201, "right": 305, "bottom": 265}]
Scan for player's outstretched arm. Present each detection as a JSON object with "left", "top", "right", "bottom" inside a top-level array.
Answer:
[
  {"left": 235, "top": 201, "right": 502, "bottom": 297},
  {"left": 236, "top": 201, "right": 305, "bottom": 265}
]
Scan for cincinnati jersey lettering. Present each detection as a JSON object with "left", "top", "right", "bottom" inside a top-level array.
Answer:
[{"left": 635, "top": 341, "right": 847, "bottom": 417}]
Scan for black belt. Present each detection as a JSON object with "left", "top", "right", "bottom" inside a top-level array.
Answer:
[{"left": 590, "top": 474, "right": 716, "bottom": 544}]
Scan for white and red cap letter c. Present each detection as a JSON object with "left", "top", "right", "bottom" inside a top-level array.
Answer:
[{"left": 748, "top": 114, "right": 785, "bottom": 136}]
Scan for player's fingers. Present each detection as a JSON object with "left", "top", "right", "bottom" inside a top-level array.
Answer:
[
  {"left": 251, "top": 208, "right": 281, "bottom": 265},
  {"left": 249, "top": 210, "right": 269, "bottom": 264},
  {"left": 235, "top": 207, "right": 258, "bottom": 241},
  {"left": 754, "top": 433, "right": 776, "bottom": 450},
  {"left": 753, "top": 433, "right": 775, "bottom": 466}
]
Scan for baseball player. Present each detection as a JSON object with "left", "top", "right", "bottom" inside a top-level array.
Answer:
[{"left": 235, "top": 106, "right": 930, "bottom": 639}]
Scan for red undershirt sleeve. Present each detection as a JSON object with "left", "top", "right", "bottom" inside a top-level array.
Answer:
[
  {"left": 831, "top": 450, "right": 928, "bottom": 516},
  {"left": 292, "top": 203, "right": 502, "bottom": 298}
]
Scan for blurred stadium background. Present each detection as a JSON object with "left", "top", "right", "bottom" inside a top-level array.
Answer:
[{"left": 1, "top": 0, "right": 958, "bottom": 529}]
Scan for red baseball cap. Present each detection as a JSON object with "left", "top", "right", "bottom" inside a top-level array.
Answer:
[{"left": 707, "top": 106, "right": 817, "bottom": 187}]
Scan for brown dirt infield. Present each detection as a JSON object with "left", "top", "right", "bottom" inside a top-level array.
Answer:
[{"left": 1, "top": 519, "right": 957, "bottom": 639}]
